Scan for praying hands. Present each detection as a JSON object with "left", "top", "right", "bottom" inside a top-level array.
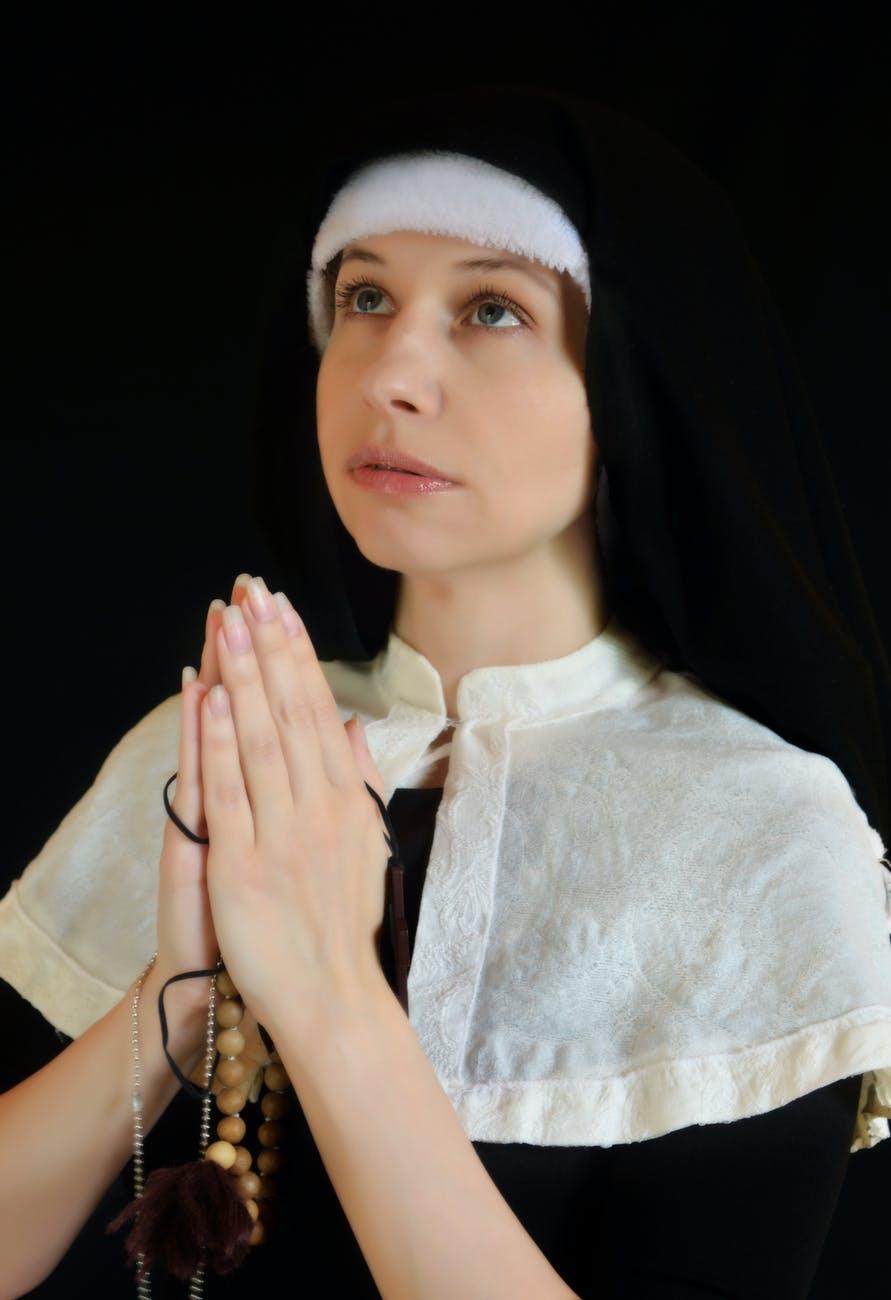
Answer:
[{"left": 194, "top": 575, "right": 391, "bottom": 1031}]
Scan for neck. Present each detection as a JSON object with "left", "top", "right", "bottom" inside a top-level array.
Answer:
[{"left": 393, "top": 517, "right": 607, "bottom": 719}]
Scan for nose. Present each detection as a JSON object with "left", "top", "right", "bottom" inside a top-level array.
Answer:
[{"left": 360, "top": 319, "right": 443, "bottom": 419}]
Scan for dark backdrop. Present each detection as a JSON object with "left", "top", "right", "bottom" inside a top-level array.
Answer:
[{"left": 5, "top": 6, "right": 889, "bottom": 1295}]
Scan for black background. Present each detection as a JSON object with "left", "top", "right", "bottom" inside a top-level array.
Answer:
[{"left": 5, "top": 5, "right": 889, "bottom": 1294}]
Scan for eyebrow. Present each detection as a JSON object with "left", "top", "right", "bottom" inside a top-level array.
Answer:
[{"left": 339, "top": 246, "right": 559, "bottom": 295}]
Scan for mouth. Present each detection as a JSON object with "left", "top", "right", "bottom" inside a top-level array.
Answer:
[
  {"left": 346, "top": 445, "right": 459, "bottom": 497},
  {"left": 347, "top": 445, "right": 457, "bottom": 483}
]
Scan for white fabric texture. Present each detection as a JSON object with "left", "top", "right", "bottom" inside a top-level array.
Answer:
[
  {"left": 307, "top": 150, "right": 591, "bottom": 350},
  {"left": 2, "top": 622, "right": 891, "bottom": 1150}
]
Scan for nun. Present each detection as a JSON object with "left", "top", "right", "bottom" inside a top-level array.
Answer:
[{"left": 2, "top": 86, "right": 890, "bottom": 1298}]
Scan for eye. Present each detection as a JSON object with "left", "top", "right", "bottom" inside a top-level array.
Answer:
[
  {"left": 469, "top": 301, "right": 521, "bottom": 328},
  {"left": 334, "top": 278, "right": 392, "bottom": 316},
  {"left": 464, "top": 286, "right": 528, "bottom": 330}
]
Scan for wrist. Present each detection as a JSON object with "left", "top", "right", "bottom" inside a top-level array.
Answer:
[
  {"left": 141, "top": 962, "right": 213, "bottom": 1081},
  {"left": 256, "top": 960, "right": 399, "bottom": 1056}
]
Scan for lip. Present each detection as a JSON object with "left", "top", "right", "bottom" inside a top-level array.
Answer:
[{"left": 347, "top": 445, "right": 458, "bottom": 483}]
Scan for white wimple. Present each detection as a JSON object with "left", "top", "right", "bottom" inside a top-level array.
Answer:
[{"left": 307, "top": 151, "right": 590, "bottom": 350}]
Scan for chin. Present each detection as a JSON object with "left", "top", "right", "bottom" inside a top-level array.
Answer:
[
  {"left": 352, "top": 536, "right": 443, "bottom": 576},
  {"left": 342, "top": 509, "right": 455, "bottom": 575}
]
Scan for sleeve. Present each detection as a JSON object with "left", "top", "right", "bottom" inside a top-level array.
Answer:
[{"left": 0, "top": 694, "right": 182, "bottom": 1038}]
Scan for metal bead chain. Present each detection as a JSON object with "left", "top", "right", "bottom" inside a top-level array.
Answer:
[
  {"left": 187, "top": 1263, "right": 206, "bottom": 1300},
  {"left": 184, "top": 968, "right": 220, "bottom": 1300},
  {"left": 129, "top": 952, "right": 157, "bottom": 1300},
  {"left": 129, "top": 961, "right": 218, "bottom": 1300},
  {"left": 197, "top": 973, "right": 218, "bottom": 1156}
]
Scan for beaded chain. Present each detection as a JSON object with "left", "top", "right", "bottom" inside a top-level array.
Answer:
[
  {"left": 202, "top": 967, "right": 291, "bottom": 1246},
  {"left": 188, "top": 968, "right": 219, "bottom": 1300},
  {"left": 129, "top": 953, "right": 157, "bottom": 1300},
  {"left": 131, "top": 770, "right": 393, "bottom": 1295},
  {"left": 128, "top": 959, "right": 290, "bottom": 1297}
]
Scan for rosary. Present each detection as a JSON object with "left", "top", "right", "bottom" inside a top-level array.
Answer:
[{"left": 109, "top": 774, "right": 408, "bottom": 1296}]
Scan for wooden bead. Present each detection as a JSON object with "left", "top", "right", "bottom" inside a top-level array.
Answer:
[
  {"left": 256, "top": 1148, "right": 283, "bottom": 1175},
  {"left": 215, "top": 998, "right": 244, "bottom": 1029},
  {"left": 257, "top": 1120, "right": 285, "bottom": 1148},
  {"left": 215, "top": 1057, "right": 248, "bottom": 1088},
  {"left": 215, "top": 970, "right": 239, "bottom": 998},
  {"left": 204, "top": 1140, "right": 237, "bottom": 1170},
  {"left": 236, "top": 1171, "right": 262, "bottom": 1200},
  {"left": 216, "top": 1028, "right": 246, "bottom": 1057},
  {"left": 216, "top": 1087, "right": 248, "bottom": 1116},
  {"left": 244, "top": 1198, "right": 260, "bottom": 1222},
  {"left": 217, "top": 1115, "right": 246, "bottom": 1144},
  {"left": 263, "top": 1062, "right": 289, "bottom": 1092},
  {"left": 248, "top": 1221, "right": 266, "bottom": 1247},
  {"left": 230, "top": 1146, "right": 253, "bottom": 1176},
  {"left": 260, "top": 1091, "right": 289, "bottom": 1120}
]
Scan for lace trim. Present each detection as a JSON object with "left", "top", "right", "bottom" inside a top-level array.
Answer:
[{"left": 442, "top": 1011, "right": 891, "bottom": 1151}]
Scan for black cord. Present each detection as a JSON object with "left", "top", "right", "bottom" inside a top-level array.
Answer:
[
  {"left": 162, "top": 772, "right": 209, "bottom": 845},
  {"left": 366, "top": 782, "right": 411, "bottom": 1015}
]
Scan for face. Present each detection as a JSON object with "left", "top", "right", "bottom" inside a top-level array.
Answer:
[{"left": 316, "top": 230, "right": 596, "bottom": 585}]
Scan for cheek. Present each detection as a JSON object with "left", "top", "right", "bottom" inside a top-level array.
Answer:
[
  {"left": 499, "top": 366, "right": 593, "bottom": 489},
  {"left": 316, "top": 353, "right": 339, "bottom": 423},
  {"left": 315, "top": 359, "right": 352, "bottom": 468}
]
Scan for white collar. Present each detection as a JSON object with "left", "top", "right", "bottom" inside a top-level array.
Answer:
[{"left": 370, "top": 618, "right": 663, "bottom": 725}]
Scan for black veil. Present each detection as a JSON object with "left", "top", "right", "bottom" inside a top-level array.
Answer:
[{"left": 248, "top": 87, "right": 891, "bottom": 846}]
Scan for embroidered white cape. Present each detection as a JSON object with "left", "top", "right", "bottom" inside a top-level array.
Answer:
[{"left": 3, "top": 623, "right": 890, "bottom": 1150}]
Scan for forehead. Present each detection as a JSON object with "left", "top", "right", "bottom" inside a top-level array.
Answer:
[{"left": 337, "top": 231, "right": 563, "bottom": 293}]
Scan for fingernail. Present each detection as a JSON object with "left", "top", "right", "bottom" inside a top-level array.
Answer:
[
  {"left": 208, "top": 598, "right": 226, "bottom": 615},
  {"left": 222, "top": 604, "right": 251, "bottom": 654},
  {"left": 182, "top": 665, "right": 198, "bottom": 688},
  {"left": 233, "top": 573, "right": 252, "bottom": 589},
  {"left": 274, "top": 591, "right": 303, "bottom": 638},
  {"left": 208, "top": 684, "right": 230, "bottom": 717},
  {"left": 247, "top": 576, "right": 276, "bottom": 623}
]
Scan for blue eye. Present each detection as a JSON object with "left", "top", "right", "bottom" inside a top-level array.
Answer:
[
  {"left": 334, "top": 279, "right": 391, "bottom": 316},
  {"left": 464, "top": 283, "right": 528, "bottom": 329},
  {"left": 333, "top": 276, "right": 528, "bottom": 329},
  {"left": 354, "top": 287, "right": 388, "bottom": 313},
  {"left": 470, "top": 300, "right": 522, "bottom": 328}
]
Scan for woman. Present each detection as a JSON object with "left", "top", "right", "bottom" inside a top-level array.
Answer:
[{"left": 1, "top": 87, "right": 890, "bottom": 1298}]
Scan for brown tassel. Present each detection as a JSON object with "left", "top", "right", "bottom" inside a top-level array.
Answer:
[{"left": 109, "top": 1159, "right": 254, "bottom": 1280}]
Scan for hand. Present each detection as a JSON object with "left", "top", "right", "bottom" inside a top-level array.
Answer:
[
  {"left": 151, "top": 574, "right": 253, "bottom": 1021},
  {"left": 153, "top": 670, "right": 218, "bottom": 1017},
  {"left": 198, "top": 576, "right": 389, "bottom": 1029}
]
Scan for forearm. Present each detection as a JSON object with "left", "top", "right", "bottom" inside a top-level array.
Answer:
[
  {"left": 0, "top": 964, "right": 207, "bottom": 1298},
  {"left": 262, "top": 976, "right": 581, "bottom": 1300}
]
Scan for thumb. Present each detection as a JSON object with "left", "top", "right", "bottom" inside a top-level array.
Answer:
[{"left": 171, "top": 668, "right": 209, "bottom": 836}]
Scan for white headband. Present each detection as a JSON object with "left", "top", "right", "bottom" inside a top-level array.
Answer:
[{"left": 307, "top": 150, "right": 590, "bottom": 350}]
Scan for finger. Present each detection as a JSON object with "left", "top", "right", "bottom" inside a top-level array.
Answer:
[
  {"left": 241, "top": 578, "right": 357, "bottom": 790},
  {"left": 170, "top": 666, "right": 210, "bottom": 840},
  {"left": 198, "top": 599, "right": 227, "bottom": 687},
  {"left": 201, "top": 683, "right": 256, "bottom": 855},
  {"left": 215, "top": 607, "right": 299, "bottom": 822},
  {"left": 199, "top": 577, "right": 252, "bottom": 687},
  {"left": 157, "top": 673, "right": 217, "bottom": 996},
  {"left": 230, "top": 572, "right": 252, "bottom": 604}
]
